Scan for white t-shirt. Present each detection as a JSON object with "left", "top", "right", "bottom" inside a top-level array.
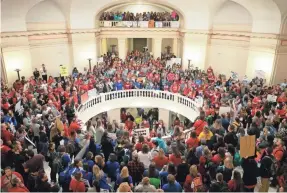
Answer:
[{"left": 137, "top": 151, "right": 152, "bottom": 169}]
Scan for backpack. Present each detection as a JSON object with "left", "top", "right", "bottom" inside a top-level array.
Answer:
[
  {"left": 219, "top": 182, "right": 229, "bottom": 192},
  {"left": 59, "top": 166, "right": 77, "bottom": 185},
  {"left": 265, "top": 155, "right": 277, "bottom": 177},
  {"left": 52, "top": 153, "right": 64, "bottom": 173},
  {"left": 191, "top": 176, "right": 203, "bottom": 192}
]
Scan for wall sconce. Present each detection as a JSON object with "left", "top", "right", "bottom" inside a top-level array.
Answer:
[
  {"left": 87, "top": 58, "right": 92, "bottom": 72},
  {"left": 15, "top": 69, "right": 21, "bottom": 80}
]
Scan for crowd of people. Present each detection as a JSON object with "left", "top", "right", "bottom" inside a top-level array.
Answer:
[
  {"left": 1, "top": 51, "right": 287, "bottom": 192},
  {"left": 100, "top": 11, "right": 179, "bottom": 22}
]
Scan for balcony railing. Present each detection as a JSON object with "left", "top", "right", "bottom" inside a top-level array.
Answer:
[
  {"left": 99, "top": 21, "right": 180, "bottom": 28},
  {"left": 76, "top": 90, "right": 201, "bottom": 124}
]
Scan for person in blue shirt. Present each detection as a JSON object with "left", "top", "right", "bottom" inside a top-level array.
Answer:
[
  {"left": 154, "top": 133, "right": 167, "bottom": 153},
  {"left": 82, "top": 151, "right": 95, "bottom": 172},
  {"left": 162, "top": 174, "right": 182, "bottom": 192},
  {"left": 3, "top": 111, "right": 17, "bottom": 127},
  {"left": 114, "top": 80, "right": 123, "bottom": 91},
  {"left": 105, "top": 153, "right": 120, "bottom": 182},
  {"left": 82, "top": 163, "right": 93, "bottom": 186},
  {"left": 133, "top": 80, "right": 141, "bottom": 89},
  {"left": 92, "top": 165, "right": 111, "bottom": 192}
]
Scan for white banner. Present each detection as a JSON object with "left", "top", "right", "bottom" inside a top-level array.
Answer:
[
  {"left": 139, "top": 21, "right": 149, "bottom": 28},
  {"left": 134, "top": 128, "right": 150, "bottom": 138},
  {"left": 219, "top": 106, "right": 231, "bottom": 115},
  {"left": 267, "top": 94, "right": 277, "bottom": 102},
  {"left": 170, "top": 58, "right": 181, "bottom": 65},
  {"left": 166, "top": 60, "right": 173, "bottom": 67},
  {"left": 98, "top": 57, "right": 103, "bottom": 63},
  {"left": 155, "top": 22, "right": 163, "bottom": 28},
  {"left": 170, "top": 21, "right": 180, "bottom": 28}
]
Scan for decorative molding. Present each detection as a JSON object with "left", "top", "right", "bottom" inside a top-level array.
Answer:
[{"left": 1, "top": 28, "right": 283, "bottom": 40}]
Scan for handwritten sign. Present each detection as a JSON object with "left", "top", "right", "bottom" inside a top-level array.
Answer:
[
  {"left": 240, "top": 135, "right": 256, "bottom": 158},
  {"left": 55, "top": 117, "right": 64, "bottom": 132},
  {"left": 60, "top": 65, "right": 69, "bottom": 77},
  {"left": 267, "top": 94, "right": 277, "bottom": 102},
  {"left": 219, "top": 106, "right": 231, "bottom": 115},
  {"left": 170, "top": 58, "right": 181, "bottom": 65}
]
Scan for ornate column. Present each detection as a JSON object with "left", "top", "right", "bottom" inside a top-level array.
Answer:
[
  {"left": 101, "top": 38, "right": 107, "bottom": 56},
  {"left": 152, "top": 37, "right": 162, "bottom": 59},
  {"left": 118, "top": 38, "right": 126, "bottom": 59}
]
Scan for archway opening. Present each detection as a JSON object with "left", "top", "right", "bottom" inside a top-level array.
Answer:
[{"left": 95, "top": 1, "right": 185, "bottom": 29}]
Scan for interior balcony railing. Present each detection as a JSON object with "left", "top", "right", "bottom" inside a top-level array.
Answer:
[
  {"left": 98, "top": 20, "right": 180, "bottom": 28},
  {"left": 76, "top": 89, "right": 202, "bottom": 125}
]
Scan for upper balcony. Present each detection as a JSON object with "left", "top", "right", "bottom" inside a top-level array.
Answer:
[{"left": 98, "top": 20, "right": 180, "bottom": 28}]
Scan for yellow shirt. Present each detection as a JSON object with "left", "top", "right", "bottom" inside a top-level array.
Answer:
[{"left": 198, "top": 131, "right": 213, "bottom": 140}]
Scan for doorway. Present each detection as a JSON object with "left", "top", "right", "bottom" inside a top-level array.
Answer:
[{"left": 133, "top": 38, "right": 147, "bottom": 52}]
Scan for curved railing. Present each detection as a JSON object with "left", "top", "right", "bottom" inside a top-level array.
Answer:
[{"left": 77, "top": 90, "right": 202, "bottom": 124}]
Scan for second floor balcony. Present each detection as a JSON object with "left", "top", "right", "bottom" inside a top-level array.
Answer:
[{"left": 98, "top": 20, "right": 180, "bottom": 28}]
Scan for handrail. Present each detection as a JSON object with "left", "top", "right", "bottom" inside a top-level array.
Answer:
[{"left": 76, "top": 90, "right": 201, "bottom": 123}]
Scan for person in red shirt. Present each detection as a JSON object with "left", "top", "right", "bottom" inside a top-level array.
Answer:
[
  {"left": 7, "top": 178, "right": 29, "bottom": 192},
  {"left": 183, "top": 84, "right": 190, "bottom": 96},
  {"left": 125, "top": 117, "right": 134, "bottom": 134},
  {"left": 154, "top": 73, "right": 160, "bottom": 83},
  {"left": 193, "top": 113, "right": 208, "bottom": 136},
  {"left": 167, "top": 72, "right": 175, "bottom": 82},
  {"left": 69, "top": 118, "right": 81, "bottom": 132},
  {"left": 169, "top": 148, "right": 182, "bottom": 167},
  {"left": 252, "top": 96, "right": 261, "bottom": 108},
  {"left": 186, "top": 131, "right": 199, "bottom": 149},
  {"left": 273, "top": 138, "right": 285, "bottom": 162},
  {"left": 153, "top": 149, "right": 169, "bottom": 169},
  {"left": 124, "top": 81, "right": 132, "bottom": 90},
  {"left": 135, "top": 135, "right": 146, "bottom": 152},
  {"left": 1, "top": 124, "right": 14, "bottom": 146},
  {"left": 170, "top": 82, "right": 179, "bottom": 93},
  {"left": 69, "top": 172, "right": 86, "bottom": 192},
  {"left": 1, "top": 167, "right": 25, "bottom": 192},
  {"left": 141, "top": 119, "right": 150, "bottom": 128}
]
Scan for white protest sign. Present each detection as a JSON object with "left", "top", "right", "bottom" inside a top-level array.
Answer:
[
  {"left": 219, "top": 106, "right": 231, "bottom": 115},
  {"left": 98, "top": 57, "right": 103, "bottom": 63},
  {"left": 267, "top": 94, "right": 277, "bottom": 102},
  {"left": 171, "top": 58, "right": 181, "bottom": 65}
]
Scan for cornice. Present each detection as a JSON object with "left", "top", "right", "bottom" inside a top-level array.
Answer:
[{"left": 0, "top": 28, "right": 284, "bottom": 41}]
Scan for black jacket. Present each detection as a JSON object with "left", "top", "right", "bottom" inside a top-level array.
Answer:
[
  {"left": 241, "top": 158, "right": 259, "bottom": 186},
  {"left": 248, "top": 126, "right": 260, "bottom": 139},
  {"left": 224, "top": 132, "right": 238, "bottom": 147}
]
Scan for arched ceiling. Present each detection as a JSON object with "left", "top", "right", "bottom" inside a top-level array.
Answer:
[{"left": 1, "top": 0, "right": 286, "bottom": 34}]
